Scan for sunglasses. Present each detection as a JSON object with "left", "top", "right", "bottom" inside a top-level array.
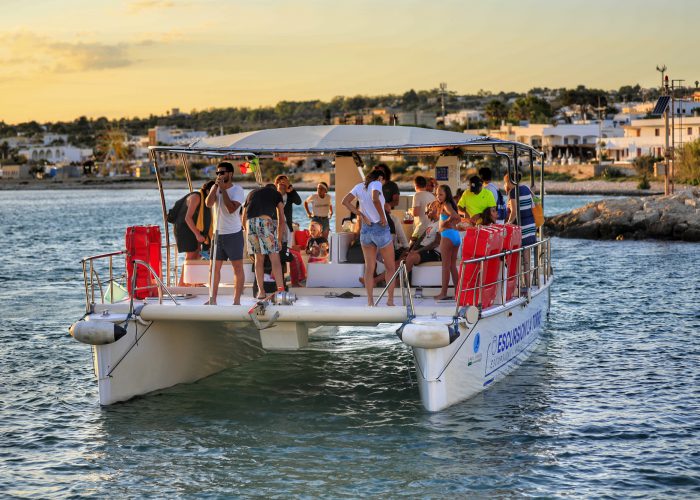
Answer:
[{"left": 216, "top": 171, "right": 228, "bottom": 176}]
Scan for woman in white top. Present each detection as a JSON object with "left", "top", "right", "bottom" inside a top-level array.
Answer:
[{"left": 342, "top": 169, "right": 396, "bottom": 307}]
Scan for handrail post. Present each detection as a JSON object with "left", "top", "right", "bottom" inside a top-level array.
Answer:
[
  {"left": 132, "top": 259, "right": 180, "bottom": 306},
  {"left": 501, "top": 254, "right": 506, "bottom": 304},
  {"left": 151, "top": 150, "right": 170, "bottom": 287},
  {"left": 89, "top": 260, "right": 95, "bottom": 305},
  {"left": 453, "top": 260, "right": 466, "bottom": 317},
  {"left": 478, "top": 260, "right": 485, "bottom": 309},
  {"left": 82, "top": 260, "right": 90, "bottom": 314},
  {"left": 403, "top": 265, "right": 415, "bottom": 318},
  {"left": 373, "top": 263, "right": 402, "bottom": 306},
  {"left": 109, "top": 255, "right": 114, "bottom": 304}
]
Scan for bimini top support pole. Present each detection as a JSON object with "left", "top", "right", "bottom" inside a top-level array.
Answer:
[{"left": 151, "top": 149, "right": 171, "bottom": 287}]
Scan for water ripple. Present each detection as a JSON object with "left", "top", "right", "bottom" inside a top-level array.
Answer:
[{"left": 1, "top": 192, "right": 698, "bottom": 497}]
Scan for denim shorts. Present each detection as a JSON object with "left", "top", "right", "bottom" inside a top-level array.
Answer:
[{"left": 360, "top": 222, "right": 392, "bottom": 249}]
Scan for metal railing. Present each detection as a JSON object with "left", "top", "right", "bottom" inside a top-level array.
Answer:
[
  {"left": 128, "top": 260, "right": 180, "bottom": 315},
  {"left": 80, "top": 244, "right": 178, "bottom": 314},
  {"left": 363, "top": 238, "right": 551, "bottom": 320},
  {"left": 374, "top": 261, "right": 416, "bottom": 317},
  {"left": 81, "top": 250, "right": 126, "bottom": 313},
  {"left": 453, "top": 238, "right": 552, "bottom": 316}
]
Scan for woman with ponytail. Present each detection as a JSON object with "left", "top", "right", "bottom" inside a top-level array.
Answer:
[{"left": 341, "top": 168, "right": 396, "bottom": 306}]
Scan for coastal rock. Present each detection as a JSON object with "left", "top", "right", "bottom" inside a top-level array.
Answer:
[{"left": 545, "top": 189, "right": 700, "bottom": 242}]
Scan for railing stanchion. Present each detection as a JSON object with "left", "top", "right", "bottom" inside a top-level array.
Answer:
[
  {"left": 89, "top": 260, "right": 95, "bottom": 305},
  {"left": 453, "top": 260, "right": 466, "bottom": 317},
  {"left": 82, "top": 260, "right": 90, "bottom": 313},
  {"left": 109, "top": 255, "right": 114, "bottom": 304},
  {"left": 479, "top": 260, "right": 486, "bottom": 308}
]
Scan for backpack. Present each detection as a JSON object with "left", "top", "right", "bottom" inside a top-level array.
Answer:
[
  {"left": 496, "top": 189, "right": 507, "bottom": 221},
  {"left": 166, "top": 193, "right": 191, "bottom": 224}
]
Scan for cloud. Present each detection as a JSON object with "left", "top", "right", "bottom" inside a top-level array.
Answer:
[
  {"left": 126, "top": 0, "right": 181, "bottom": 13},
  {"left": 0, "top": 31, "right": 154, "bottom": 78}
]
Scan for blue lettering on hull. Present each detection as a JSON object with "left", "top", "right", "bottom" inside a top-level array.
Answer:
[{"left": 483, "top": 309, "right": 543, "bottom": 380}]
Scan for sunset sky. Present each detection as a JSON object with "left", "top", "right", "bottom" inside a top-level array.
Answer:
[{"left": 1, "top": 0, "right": 697, "bottom": 123}]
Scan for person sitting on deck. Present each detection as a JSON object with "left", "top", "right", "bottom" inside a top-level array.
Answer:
[
  {"left": 305, "top": 221, "right": 329, "bottom": 263},
  {"left": 362, "top": 200, "right": 442, "bottom": 287},
  {"left": 411, "top": 175, "right": 436, "bottom": 241},
  {"left": 304, "top": 182, "right": 333, "bottom": 240},
  {"left": 457, "top": 176, "right": 496, "bottom": 220}
]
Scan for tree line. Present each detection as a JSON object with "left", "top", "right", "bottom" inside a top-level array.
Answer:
[{"left": 0, "top": 84, "right": 663, "bottom": 149}]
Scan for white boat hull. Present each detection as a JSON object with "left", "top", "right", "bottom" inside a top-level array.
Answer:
[
  {"left": 412, "top": 285, "right": 550, "bottom": 411},
  {"left": 92, "top": 317, "right": 263, "bottom": 405},
  {"left": 86, "top": 279, "right": 550, "bottom": 410}
]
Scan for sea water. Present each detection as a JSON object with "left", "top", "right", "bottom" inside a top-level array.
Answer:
[{"left": 0, "top": 190, "right": 698, "bottom": 497}]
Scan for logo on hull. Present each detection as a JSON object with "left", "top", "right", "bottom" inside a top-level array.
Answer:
[{"left": 484, "top": 309, "right": 543, "bottom": 377}]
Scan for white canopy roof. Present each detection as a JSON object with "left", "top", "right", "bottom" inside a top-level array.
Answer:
[{"left": 152, "top": 125, "right": 538, "bottom": 156}]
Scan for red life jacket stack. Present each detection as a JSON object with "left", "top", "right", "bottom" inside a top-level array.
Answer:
[{"left": 125, "top": 225, "right": 162, "bottom": 299}]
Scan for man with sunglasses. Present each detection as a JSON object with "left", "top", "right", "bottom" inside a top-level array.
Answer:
[{"left": 205, "top": 161, "right": 246, "bottom": 305}]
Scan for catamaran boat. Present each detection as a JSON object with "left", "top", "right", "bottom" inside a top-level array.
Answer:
[{"left": 70, "top": 125, "right": 552, "bottom": 412}]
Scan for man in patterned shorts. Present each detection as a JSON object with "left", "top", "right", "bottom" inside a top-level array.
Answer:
[{"left": 242, "top": 184, "right": 286, "bottom": 299}]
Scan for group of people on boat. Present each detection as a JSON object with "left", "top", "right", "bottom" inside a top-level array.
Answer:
[
  {"left": 170, "top": 160, "right": 537, "bottom": 307},
  {"left": 342, "top": 165, "right": 537, "bottom": 306}
]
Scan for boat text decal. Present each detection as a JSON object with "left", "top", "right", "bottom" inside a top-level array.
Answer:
[{"left": 484, "top": 310, "right": 542, "bottom": 378}]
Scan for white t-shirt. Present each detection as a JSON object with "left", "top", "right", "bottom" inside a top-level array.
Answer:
[
  {"left": 306, "top": 193, "right": 332, "bottom": 217},
  {"left": 213, "top": 184, "right": 245, "bottom": 234},
  {"left": 390, "top": 213, "right": 410, "bottom": 249},
  {"left": 350, "top": 180, "right": 385, "bottom": 224},
  {"left": 412, "top": 190, "right": 436, "bottom": 235},
  {"left": 420, "top": 220, "right": 440, "bottom": 252}
]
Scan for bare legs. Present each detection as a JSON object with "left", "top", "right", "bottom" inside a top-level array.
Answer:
[
  {"left": 208, "top": 259, "right": 244, "bottom": 305},
  {"left": 378, "top": 243, "right": 396, "bottom": 306},
  {"left": 254, "top": 253, "right": 284, "bottom": 299},
  {"left": 361, "top": 243, "right": 396, "bottom": 306},
  {"left": 361, "top": 244, "right": 377, "bottom": 306},
  {"left": 436, "top": 238, "right": 458, "bottom": 300},
  {"left": 207, "top": 259, "right": 224, "bottom": 305},
  {"left": 232, "top": 260, "right": 244, "bottom": 304}
]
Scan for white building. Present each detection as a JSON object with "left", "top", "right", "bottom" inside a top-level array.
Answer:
[
  {"left": 19, "top": 145, "right": 93, "bottom": 164},
  {"left": 603, "top": 116, "right": 700, "bottom": 162},
  {"left": 488, "top": 122, "right": 625, "bottom": 162},
  {"left": 129, "top": 135, "right": 151, "bottom": 160},
  {"left": 41, "top": 133, "right": 69, "bottom": 146},
  {"left": 443, "top": 109, "right": 485, "bottom": 128},
  {"left": 148, "top": 126, "right": 208, "bottom": 146}
]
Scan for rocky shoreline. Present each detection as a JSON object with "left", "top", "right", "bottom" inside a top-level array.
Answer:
[{"left": 545, "top": 189, "right": 700, "bottom": 242}]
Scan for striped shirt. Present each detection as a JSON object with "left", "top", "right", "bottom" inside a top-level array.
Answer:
[{"left": 509, "top": 184, "right": 537, "bottom": 246}]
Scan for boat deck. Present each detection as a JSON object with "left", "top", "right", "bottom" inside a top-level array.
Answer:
[{"left": 92, "top": 282, "right": 542, "bottom": 326}]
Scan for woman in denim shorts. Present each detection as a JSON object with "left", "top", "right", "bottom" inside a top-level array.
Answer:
[{"left": 341, "top": 168, "right": 396, "bottom": 307}]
